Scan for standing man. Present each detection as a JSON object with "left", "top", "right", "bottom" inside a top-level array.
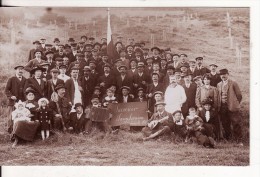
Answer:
[
  {"left": 24, "top": 66, "right": 48, "bottom": 101},
  {"left": 195, "top": 57, "right": 210, "bottom": 76},
  {"left": 28, "top": 40, "right": 42, "bottom": 61},
  {"left": 65, "top": 67, "right": 83, "bottom": 107},
  {"left": 47, "top": 68, "right": 65, "bottom": 100},
  {"left": 24, "top": 49, "right": 45, "bottom": 72},
  {"left": 209, "top": 63, "right": 222, "bottom": 87},
  {"left": 217, "top": 69, "right": 243, "bottom": 145},
  {"left": 164, "top": 75, "right": 187, "bottom": 114},
  {"left": 5, "top": 65, "right": 27, "bottom": 133}
]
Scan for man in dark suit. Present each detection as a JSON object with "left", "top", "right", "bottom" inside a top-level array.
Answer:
[
  {"left": 181, "top": 72, "right": 197, "bottom": 118},
  {"left": 81, "top": 66, "right": 95, "bottom": 107},
  {"left": 39, "top": 38, "right": 47, "bottom": 51},
  {"left": 53, "top": 44, "right": 66, "bottom": 60},
  {"left": 125, "top": 45, "right": 135, "bottom": 60},
  {"left": 118, "top": 86, "right": 134, "bottom": 103},
  {"left": 52, "top": 38, "right": 60, "bottom": 53},
  {"left": 69, "top": 103, "right": 86, "bottom": 134},
  {"left": 47, "top": 68, "right": 65, "bottom": 100},
  {"left": 5, "top": 65, "right": 27, "bottom": 132},
  {"left": 209, "top": 63, "right": 221, "bottom": 87},
  {"left": 195, "top": 57, "right": 210, "bottom": 77},
  {"left": 98, "top": 64, "right": 115, "bottom": 96},
  {"left": 133, "top": 62, "right": 151, "bottom": 93},
  {"left": 151, "top": 62, "right": 165, "bottom": 83},
  {"left": 28, "top": 40, "right": 42, "bottom": 61},
  {"left": 115, "top": 65, "right": 133, "bottom": 94},
  {"left": 163, "top": 65, "right": 175, "bottom": 90},
  {"left": 134, "top": 87, "right": 147, "bottom": 102},
  {"left": 24, "top": 66, "right": 48, "bottom": 101},
  {"left": 25, "top": 49, "right": 45, "bottom": 73},
  {"left": 146, "top": 73, "right": 165, "bottom": 99},
  {"left": 150, "top": 47, "right": 161, "bottom": 65},
  {"left": 187, "top": 60, "right": 199, "bottom": 78}
]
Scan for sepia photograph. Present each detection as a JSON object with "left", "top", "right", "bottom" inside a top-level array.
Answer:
[{"left": 0, "top": 6, "right": 252, "bottom": 167}]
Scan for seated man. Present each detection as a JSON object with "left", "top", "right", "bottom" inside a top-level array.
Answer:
[
  {"left": 142, "top": 101, "right": 174, "bottom": 141},
  {"left": 68, "top": 103, "right": 86, "bottom": 134}
]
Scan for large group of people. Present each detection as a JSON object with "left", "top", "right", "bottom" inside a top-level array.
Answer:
[{"left": 4, "top": 35, "right": 243, "bottom": 148}]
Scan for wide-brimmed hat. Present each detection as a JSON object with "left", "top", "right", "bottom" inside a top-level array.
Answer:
[
  {"left": 30, "top": 66, "right": 46, "bottom": 74},
  {"left": 151, "top": 46, "right": 161, "bottom": 52},
  {"left": 24, "top": 87, "right": 36, "bottom": 95},
  {"left": 219, "top": 69, "right": 229, "bottom": 75}
]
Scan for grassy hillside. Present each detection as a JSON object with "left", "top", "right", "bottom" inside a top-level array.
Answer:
[{"left": 0, "top": 7, "right": 249, "bottom": 165}]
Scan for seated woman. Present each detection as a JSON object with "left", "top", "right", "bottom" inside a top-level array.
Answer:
[
  {"left": 142, "top": 101, "right": 174, "bottom": 141},
  {"left": 11, "top": 99, "right": 39, "bottom": 148}
]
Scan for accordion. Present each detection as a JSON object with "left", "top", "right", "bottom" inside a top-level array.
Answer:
[{"left": 89, "top": 107, "right": 110, "bottom": 122}]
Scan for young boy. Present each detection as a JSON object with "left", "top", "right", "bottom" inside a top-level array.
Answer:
[
  {"left": 185, "top": 107, "right": 216, "bottom": 148},
  {"left": 102, "top": 88, "right": 118, "bottom": 108},
  {"left": 172, "top": 110, "right": 186, "bottom": 141}
]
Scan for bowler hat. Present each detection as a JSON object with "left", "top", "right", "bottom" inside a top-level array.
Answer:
[
  {"left": 55, "top": 84, "right": 66, "bottom": 91},
  {"left": 74, "top": 103, "right": 83, "bottom": 109},
  {"left": 53, "top": 38, "right": 60, "bottom": 43},
  {"left": 45, "top": 51, "right": 54, "bottom": 55},
  {"left": 195, "top": 57, "right": 203, "bottom": 61},
  {"left": 89, "top": 37, "right": 95, "bottom": 40},
  {"left": 118, "top": 65, "right": 127, "bottom": 70},
  {"left": 83, "top": 66, "right": 91, "bottom": 71},
  {"left": 34, "top": 49, "right": 43, "bottom": 55},
  {"left": 209, "top": 63, "right": 218, "bottom": 67},
  {"left": 219, "top": 69, "right": 229, "bottom": 75},
  {"left": 33, "top": 40, "right": 40, "bottom": 45},
  {"left": 81, "top": 35, "right": 88, "bottom": 39},
  {"left": 68, "top": 38, "right": 75, "bottom": 42}
]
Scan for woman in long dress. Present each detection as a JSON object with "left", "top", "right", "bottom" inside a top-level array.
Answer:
[{"left": 11, "top": 87, "right": 40, "bottom": 147}]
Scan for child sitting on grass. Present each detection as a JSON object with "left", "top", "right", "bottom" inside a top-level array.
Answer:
[{"left": 185, "top": 107, "right": 216, "bottom": 148}]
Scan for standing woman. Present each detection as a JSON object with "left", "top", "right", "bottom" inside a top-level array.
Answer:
[
  {"left": 196, "top": 74, "right": 218, "bottom": 111},
  {"left": 11, "top": 87, "right": 40, "bottom": 147}
]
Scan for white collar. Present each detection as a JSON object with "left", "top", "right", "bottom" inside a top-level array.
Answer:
[{"left": 105, "top": 96, "right": 116, "bottom": 101}]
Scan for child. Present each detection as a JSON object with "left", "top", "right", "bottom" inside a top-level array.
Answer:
[
  {"left": 12, "top": 100, "right": 31, "bottom": 124},
  {"left": 172, "top": 110, "right": 186, "bottom": 141},
  {"left": 185, "top": 107, "right": 216, "bottom": 148},
  {"left": 102, "top": 88, "right": 118, "bottom": 108},
  {"left": 36, "top": 98, "right": 53, "bottom": 140}
]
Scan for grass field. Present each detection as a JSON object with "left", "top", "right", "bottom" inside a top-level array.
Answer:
[{"left": 0, "top": 7, "right": 250, "bottom": 165}]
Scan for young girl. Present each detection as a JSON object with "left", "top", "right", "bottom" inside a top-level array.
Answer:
[
  {"left": 102, "top": 88, "right": 118, "bottom": 108},
  {"left": 36, "top": 98, "right": 53, "bottom": 140}
]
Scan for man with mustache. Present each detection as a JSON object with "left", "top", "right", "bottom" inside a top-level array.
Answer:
[
  {"left": 4, "top": 65, "right": 27, "bottom": 133},
  {"left": 49, "top": 84, "right": 72, "bottom": 131}
]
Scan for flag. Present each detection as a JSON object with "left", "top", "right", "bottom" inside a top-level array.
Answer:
[{"left": 107, "top": 8, "right": 116, "bottom": 62}]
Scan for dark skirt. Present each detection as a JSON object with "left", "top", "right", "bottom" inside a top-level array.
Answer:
[{"left": 12, "top": 121, "right": 40, "bottom": 141}]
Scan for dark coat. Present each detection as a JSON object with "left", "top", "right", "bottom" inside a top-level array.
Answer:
[
  {"left": 69, "top": 112, "right": 86, "bottom": 134},
  {"left": 5, "top": 76, "right": 27, "bottom": 106},
  {"left": 181, "top": 82, "right": 197, "bottom": 117},
  {"left": 24, "top": 77, "right": 48, "bottom": 101},
  {"left": 115, "top": 74, "right": 133, "bottom": 92},
  {"left": 146, "top": 82, "right": 165, "bottom": 95},
  {"left": 65, "top": 78, "right": 83, "bottom": 105},
  {"left": 36, "top": 107, "right": 53, "bottom": 131},
  {"left": 198, "top": 108, "right": 217, "bottom": 125},
  {"left": 133, "top": 72, "right": 151, "bottom": 91},
  {"left": 98, "top": 74, "right": 115, "bottom": 94},
  {"left": 81, "top": 76, "right": 95, "bottom": 106},
  {"left": 28, "top": 48, "right": 36, "bottom": 61},
  {"left": 194, "top": 66, "right": 210, "bottom": 77},
  {"left": 46, "top": 79, "right": 65, "bottom": 100},
  {"left": 118, "top": 95, "right": 134, "bottom": 103},
  {"left": 125, "top": 52, "right": 135, "bottom": 60},
  {"left": 209, "top": 73, "right": 222, "bottom": 87}
]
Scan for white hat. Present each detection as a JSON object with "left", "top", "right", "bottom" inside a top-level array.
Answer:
[
  {"left": 38, "top": 98, "right": 49, "bottom": 106},
  {"left": 14, "top": 100, "right": 26, "bottom": 109}
]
